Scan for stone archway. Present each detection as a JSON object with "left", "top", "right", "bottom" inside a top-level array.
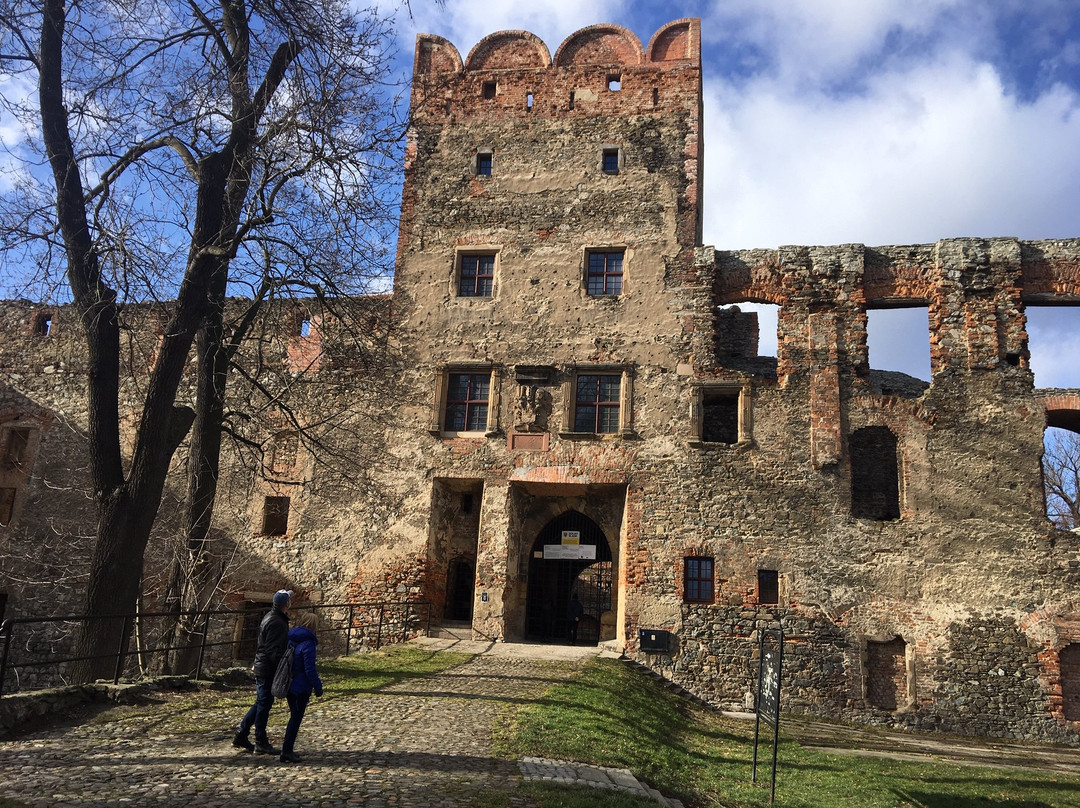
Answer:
[{"left": 524, "top": 511, "right": 612, "bottom": 646}]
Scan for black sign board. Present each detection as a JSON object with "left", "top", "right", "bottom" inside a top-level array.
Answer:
[{"left": 752, "top": 627, "right": 783, "bottom": 803}]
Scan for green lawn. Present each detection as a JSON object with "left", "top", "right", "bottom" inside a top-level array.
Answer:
[{"left": 495, "top": 657, "right": 1080, "bottom": 808}]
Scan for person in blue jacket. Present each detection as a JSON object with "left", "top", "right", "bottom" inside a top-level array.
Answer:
[{"left": 280, "top": 609, "right": 323, "bottom": 763}]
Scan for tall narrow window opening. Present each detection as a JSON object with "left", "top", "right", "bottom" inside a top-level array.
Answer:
[
  {"left": 602, "top": 148, "right": 620, "bottom": 174},
  {"left": 475, "top": 152, "right": 492, "bottom": 176},
  {"left": 758, "top": 569, "right": 779, "bottom": 604},
  {"left": 1062, "top": 643, "right": 1080, "bottom": 721},
  {"left": 850, "top": 426, "right": 901, "bottom": 520}
]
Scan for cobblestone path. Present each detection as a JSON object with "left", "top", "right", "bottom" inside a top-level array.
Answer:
[{"left": 0, "top": 648, "right": 601, "bottom": 808}]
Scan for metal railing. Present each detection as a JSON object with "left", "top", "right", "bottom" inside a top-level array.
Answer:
[{"left": 0, "top": 600, "right": 432, "bottom": 697}]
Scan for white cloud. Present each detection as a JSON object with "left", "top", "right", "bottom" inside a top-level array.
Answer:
[{"left": 702, "top": 53, "right": 1080, "bottom": 249}]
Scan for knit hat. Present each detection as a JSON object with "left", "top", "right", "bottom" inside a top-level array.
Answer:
[{"left": 273, "top": 589, "right": 293, "bottom": 608}]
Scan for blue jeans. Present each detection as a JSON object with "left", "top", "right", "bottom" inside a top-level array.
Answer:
[
  {"left": 238, "top": 675, "right": 275, "bottom": 745},
  {"left": 282, "top": 690, "right": 311, "bottom": 754}
]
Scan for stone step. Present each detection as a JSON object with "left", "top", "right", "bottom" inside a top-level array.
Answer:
[{"left": 427, "top": 621, "right": 474, "bottom": 640}]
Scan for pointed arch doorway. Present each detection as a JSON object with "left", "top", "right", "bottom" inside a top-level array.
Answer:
[{"left": 525, "top": 510, "right": 613, "bottom": 645}]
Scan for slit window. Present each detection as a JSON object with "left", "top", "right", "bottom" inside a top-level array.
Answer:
[
  {"left": 758, "top": 569, "right": 779, "bottom": 604},
  {"left": 586, "top": 250, "right": 623, "bottom": 296},
  {"left": 684, "top": 557, "right": 714, "bottom": 603},
  {"left": 446, "top": 373, "right": 490, "bottom": 432},
  {"left": 526, "top": 92, "right": 534, "bottom": 111},
  {"left": 475, "top": 152, "right": 492, "bottom": 176},
  {"left": 458, "top": 254, "right": 495, "bottom": 297},
  {"left": 569, "top": 90, "right": 575, "bottom": 110},
  {"left": 261, "top": 495, "right": 290, "bottom": 535}
]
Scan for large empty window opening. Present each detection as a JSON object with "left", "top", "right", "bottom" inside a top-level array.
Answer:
[
  {"left": 1062, "top": 643, "right": 1080, "bottom": 721},
  {"left": 867, "top": 307, "right": 931, "bottom": 383},
  {"left": 866, "top": 636, "right": 907, "bottom": 711},
  {"left": 1026, "top": 306, "right": 1080, "bottom": 388},
  {"left": 701, "top": 390, "right": 739, "bottom": 444},
  {"left": 850, "top": 426, "right": 901, "bottom": 520},
  {"left": 1043, "top": 426, "right": 1080, "bottom": 530}
]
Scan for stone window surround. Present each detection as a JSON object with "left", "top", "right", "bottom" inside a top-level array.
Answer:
[
  {"left": 687, "top": 381, "right": 752, "bottom": 448},
  {"left": 600, "top": 145, "right": 622, "bottom": 174},
  {"left": 452, "top": 247, "right": 500, "bottom": 299},
  {"left": 431, "top": 365, "right": 502, "bottom": 437},
  {"left": 559, "top": 364, "right": 634, "bottom": 439},
  {"left": 473, "top": 148, "right": 494, "bottom": 177}
]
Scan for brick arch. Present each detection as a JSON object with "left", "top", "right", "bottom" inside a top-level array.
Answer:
[
  {"left": 1044, "top": 394, "right": 1080, "bottom": 433},
  {"left": 464, "top": 30, "right": 550, "bottom": 72},
  {"left": 646, "top": 18, "right": 698, "bottom": 63},
  {"left": 414, "top": 34, "right": 464, "bottom": 75},
  {"left": 553, "top": 24, "right": 644, "bottom": 67}
]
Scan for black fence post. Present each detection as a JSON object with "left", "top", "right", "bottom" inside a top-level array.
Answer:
[
  {"left": 195, "top": 611, "right": 211, "bottom": 681},
  {"left": 0, "top": 619, "right": 13, "bottom": 698},
  {"left": 113, "top": 615, "right": 131, "bottom": 684},
  {"left": 376, "top": 603, "right": 385, "bottom": 651},
  {"left": 345, "top": 605, "right": 354, "bottom": 656}
]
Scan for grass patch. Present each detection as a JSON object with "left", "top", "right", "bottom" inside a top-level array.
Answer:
[
  {"left": 523, "top": 782, "right": 660, "bottom": 808},
  {"left": 499, "top": 657, "right": 1080, "bottom": 808}
]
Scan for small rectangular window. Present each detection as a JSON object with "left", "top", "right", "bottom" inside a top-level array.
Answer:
[
  {"left": 574, "top": 374, "right": 621, "bottom": 433},
  {"left": 526, "top": 92, "right": 534, "bottom": 111},
  {"left": 602, "top": 148, "right": 620, "bottom": 174},
  {"left": 261, "top": 495, "right": 290, "bottom": 535},
  {"left": 482, "top": 81, "right": 496, "bottom": 100},
  {"left": 458, "top": 254, "right": 495, "bottom": 297},
  {"left": 607, "top": 74, "right": 621, "bottom": 92},
  {"left": 446, "top": 373, "right": 490, "bottom": 432},
  {"left": 586, "top": 250, "right": 624, "bottom": 296},
  {"left": 758, "top": 569, "right": 779, "bottom": 604},
  {"left": 702, "top": 392, "right": 739, "bottom": 444},
  {"left": 684, "top": 557, "right": 714, "bottom": 603},
  {"left": 0, "top": 487, "right": 15, "bottom": 526},
  {"left": 33, "top": 313, "right": 52, "bottom": 336},
  {"left": 2, "top": 428, "right": 32, "bottom": 469},
  {"left": 476, "top": 152, "right": 492, "bottom": 176}
]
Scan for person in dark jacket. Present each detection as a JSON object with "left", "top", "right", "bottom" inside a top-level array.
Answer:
[
  {"left": 280, "top": 610, "right": 323, "bottom": 763},
  {"left": 232, "top": 589, "right": 291, "bottom": 755}
]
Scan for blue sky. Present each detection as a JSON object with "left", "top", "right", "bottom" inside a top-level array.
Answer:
[{"left": 394, "top": 0, "right": 1080, "bottom": 387}]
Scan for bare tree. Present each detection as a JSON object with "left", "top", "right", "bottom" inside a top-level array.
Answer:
[
  {"left": 0, "top": 0, "right": 401, "bottom": 680},
  {"left": 1044, "top": 427, "right": 1080, "bottom": 530}
]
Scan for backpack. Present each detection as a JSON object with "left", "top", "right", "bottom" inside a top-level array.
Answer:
[{"left": 270, "top": 642, "right": 295, "bottom": 698}]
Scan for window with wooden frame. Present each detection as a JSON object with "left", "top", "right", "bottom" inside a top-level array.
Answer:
[
  {"left": 261, "top": 495, "right": 290, "bottom": 535},
  {"left": 457, "top": 253, "right": 496, "bottom": 298},
  {"left": 684, "top": 557, "right": 714, "bottom": 603},
  {"left": 586, "top": 250, "right": 624, "bottom": 296},
  {"left": 574, "top": 373, "right": 621, "bottom": 434},
  {"left": 433, "top": 367, "right": 499, "bottom": 436}
]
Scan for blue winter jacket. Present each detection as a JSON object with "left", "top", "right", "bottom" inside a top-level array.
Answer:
[{"left": 287, "top": 626, "right": 323, "bottom": 697}]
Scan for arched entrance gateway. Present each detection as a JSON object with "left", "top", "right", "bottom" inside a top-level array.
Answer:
[{"left": 525, "top": 511, "right": 613, "bottom": 645}]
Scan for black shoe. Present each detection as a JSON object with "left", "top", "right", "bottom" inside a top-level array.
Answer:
[
  {"left": 279, "top": 751, "right": 302, "bottom": 763},
  {"left": 254, "top": 741, "right": 280, "bottom": 756},
  {"left": 232, "top": 732, "right": 255, "bottom": 752}
]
